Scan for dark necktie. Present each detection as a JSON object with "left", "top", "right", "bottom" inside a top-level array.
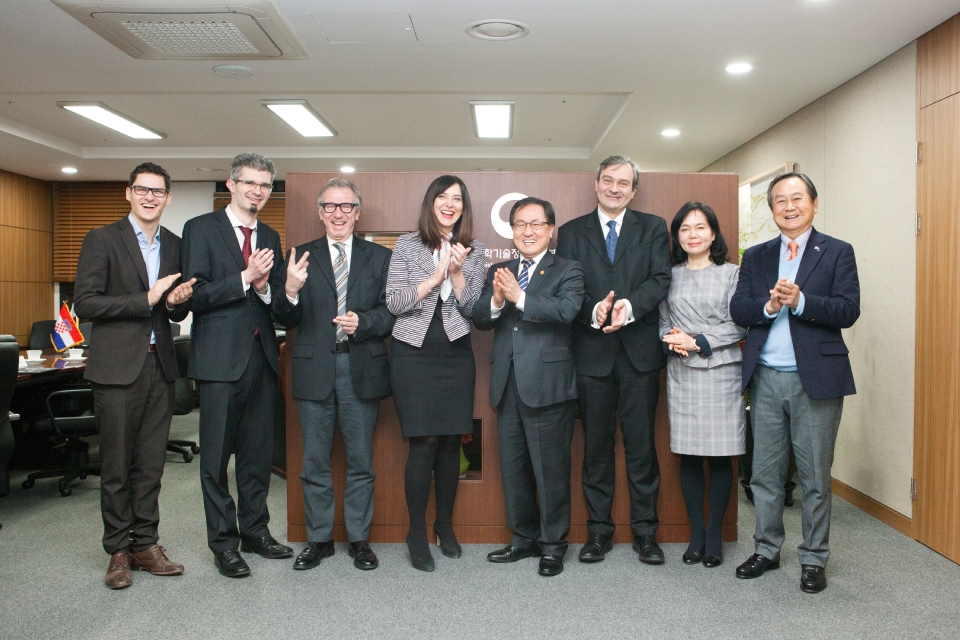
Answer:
[
  {"left": 518, "top": 258, "right": 534, "bottom": 291},
  {"left": 606, "top": 220, "right": 618, "bottom": 263},
  {"left": 333, "top": 242, "right": 348, "bottom": 342},
  {"left": 240, "top": 226, "right": 253, "bottom": 266}
]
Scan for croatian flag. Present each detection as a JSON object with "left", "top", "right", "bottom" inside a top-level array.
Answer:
[{"left": 51, "top": 302, "right": 83, "bottom": 352}]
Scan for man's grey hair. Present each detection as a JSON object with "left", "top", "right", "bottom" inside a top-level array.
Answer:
[
  {"left": 230, "top": 152, "right": 276, "bottom": 182},
  {"left": 596, "top": 155, "right": 640, "bottom": 190},
  {"left": 317, "top": 178, "right": 362, "bottom": 209}
]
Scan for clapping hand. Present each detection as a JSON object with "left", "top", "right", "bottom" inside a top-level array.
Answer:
[
  {"left": 165, "top": 277, "right": 196, "bottom": 307},
  {"left": 493, "top": 268, "right": 522, "bottom": 304},
  {"left": 244, "top": 248, "right": 274, "bottom": 292}
]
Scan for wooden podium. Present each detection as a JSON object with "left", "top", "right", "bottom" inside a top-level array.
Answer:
[{"left": 282, "top": 171, "right": 739, "bottom": 544}]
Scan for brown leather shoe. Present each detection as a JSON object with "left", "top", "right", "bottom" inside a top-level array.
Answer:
[
  {"left": 105, "top": 552, "right": 133, "bottom": 589},
  {"left": 130, "top": 545, "right": 184, "bottom": 576}
]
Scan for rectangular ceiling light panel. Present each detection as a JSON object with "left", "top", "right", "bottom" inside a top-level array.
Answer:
[
  {"left": 471, "top": 101, "right": 514, "bottom": 139},
  {"left": 59, "top": 102, "right": 164, "bottom": 139},
  {"left": 263, "top": 101, "right": 336, "bottom": 137}
]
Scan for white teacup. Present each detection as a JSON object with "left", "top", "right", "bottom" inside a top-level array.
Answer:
[
  {"left": 68, "top": 348, "right": 84, "bottom": 359},
  {"left": 19, "top": 355, "right": 26, "bottom": 366},
  {"left": 26, "top": 350, "right": 42, "bottom": 360}
]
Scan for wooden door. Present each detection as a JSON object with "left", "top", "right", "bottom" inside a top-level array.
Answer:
[{"left": 914, "top": 93, "right": 960, "bottom": 562}]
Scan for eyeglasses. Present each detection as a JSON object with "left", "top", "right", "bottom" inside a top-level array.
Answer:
[
  {"left": 320, "top": 202, "right": 358, "bottom": 213},
  {"left": 234, "top": 179, "right": 274, "bottom": 192},
  {"left": 130, "top": 185, "right": 169, "bottom": 198},
  {"left": 511, "top": 220, "right": 549, "bottom": 231}
]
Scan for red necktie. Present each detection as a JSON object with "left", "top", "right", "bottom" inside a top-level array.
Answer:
[
  {"left": 240, "top": 226, "right": 253, "bottom": 266},
  {"left": 788, "top": 241, "right": 798, "bottom": 261}
]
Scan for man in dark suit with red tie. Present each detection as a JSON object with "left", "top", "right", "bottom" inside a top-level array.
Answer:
[
  {"left": 555, "top": 155, "right": 672, "bottom": 564},
  {"left": 731, "top": 172, "right": 860, "bottom": 593},
  {"left": 75, "top": 162, "right": 195, "bottom": 589},
  {"left": 181, "top": 152, "right": 291, "bottom": 577}
]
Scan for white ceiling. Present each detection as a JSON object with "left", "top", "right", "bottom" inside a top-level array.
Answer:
[{"left": 1, "top": 0, "right": 958, "bottom": 182}]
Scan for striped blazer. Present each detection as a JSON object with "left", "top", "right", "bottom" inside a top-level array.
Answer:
[{"left": 386, "top": 232, "right": 486, "bottom": 347}]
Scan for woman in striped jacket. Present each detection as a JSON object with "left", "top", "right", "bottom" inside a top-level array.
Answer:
[{"left": 386, "top": 175, "right": 486, "bottom": 572}]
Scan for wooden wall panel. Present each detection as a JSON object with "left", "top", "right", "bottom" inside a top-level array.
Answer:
[
  {"left": 52, "top": 182, "right": 128, "bottom": 282},
  {"left": 918, "top": 12, "right": 960, "bottom": 109},
  {"left": 0, "top": 169, "right": 52, "bottom": 345},
  {"left": 284, "top": 171, "right": 739, "bottom": 545}
]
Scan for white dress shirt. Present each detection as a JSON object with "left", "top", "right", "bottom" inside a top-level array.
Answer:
[
  {"left": 490, "top": 248, "right": 549, "bottom": 318},
  {"left": 226, "top": 205, "right": 271, "bottom": 304},
  {"left": 591, "top": 206, "right": 636, "bottom": 328}
]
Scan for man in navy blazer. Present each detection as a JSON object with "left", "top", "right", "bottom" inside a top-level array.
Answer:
[
  {"left": 475, "top": 197, "right": 584, "bottom": 576},
  {"left": 730, "top": 172, "right": 860, "bottom": 594}
]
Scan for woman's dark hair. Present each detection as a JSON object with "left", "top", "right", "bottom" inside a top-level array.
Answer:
[
  {"left": 417, "top": 175, "right": 474, "bottom": 250},
  {"left": 669, "top": 201, "right": 728, "bottom": 266}
]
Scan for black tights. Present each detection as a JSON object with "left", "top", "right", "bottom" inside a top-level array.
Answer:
[
  {"left": 679, "top": 455, "right": 734, "bottom": 556},
  {"left": 405, "top": 435, "right": 461, "bottom": 553}
]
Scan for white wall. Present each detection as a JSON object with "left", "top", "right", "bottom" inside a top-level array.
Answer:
[
  {"left": 703, "top": 44, "right": 917, "bottom": 516},
  {"left": 162, "top": 181, "right": 215, "bottom": 334}
]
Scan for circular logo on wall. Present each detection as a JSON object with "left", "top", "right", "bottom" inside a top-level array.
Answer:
[{"left": 491, "top": 192, "right": 528, "bottom": 239}]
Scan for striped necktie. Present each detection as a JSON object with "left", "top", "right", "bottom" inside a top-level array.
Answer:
[
  {"left": 518, "top": 259, "right": 534, "bottom": 291},
  {"left": 333, "top": 242, "right": 348, "bottom": 342},
  {"left": 606, "top": 220, "right": 618, "bottom": 263}
]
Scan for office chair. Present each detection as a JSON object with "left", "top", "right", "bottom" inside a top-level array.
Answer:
[
  {"left": 0, "top": 336, "right": 20, "bottom": 500},
  {"left": 78, "top": 322, "right": 92, "bottom": 348},
  {"left": 22, "top": 386, "right": 100, "bottom": 497},
  {"left": 167, "top": 335, "right": 198, "bottom": 463},
  {"left": 27, "top": 320, "right": 57, "bottom": 350},
  {"left": 170, "top": 322, "right": 181, "bottom": 337}
]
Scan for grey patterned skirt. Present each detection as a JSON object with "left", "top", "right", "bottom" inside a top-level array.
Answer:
[{"left": 666, "top": 359, "right": 746, "bottom": 456}]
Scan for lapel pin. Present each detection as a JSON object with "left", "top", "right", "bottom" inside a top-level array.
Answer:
[
  {"left": 540, "top": 270, "right": 545, "bottom": 275},
  {"left": 814, "top": 246, "right": 820, "bottom": 252}
]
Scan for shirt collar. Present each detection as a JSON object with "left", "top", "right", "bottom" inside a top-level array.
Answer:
[
  {"left": 597, "top": 207, "right": 626, "bottom": 229},
  {"left": 127, "top": 213, "right": 160, "bottom": 246},
  {"left": 520, "top": 248, "right": 549, "bottom": 271},
  {"left": 780, "top": 228, "right": 813, "bottom": 255},
  {"left": 225, "top": 205, "right": 257, "bottom": 231},
  {"left": 327, "top": 234, "right": 354, "bottom": 251}
]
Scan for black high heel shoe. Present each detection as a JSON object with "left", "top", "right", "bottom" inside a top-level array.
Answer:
[
  {"left": 703, "top": 529, "right": 723, "bottom": 568},
  {"left": 683, "top": 528, "right": 705, "bottom": 565},
  {"left": 406, "top": 532, "right": 435, "bottom": 572},
  {"left": 433, "top": 525, "right": 462, "bottom": 559}
]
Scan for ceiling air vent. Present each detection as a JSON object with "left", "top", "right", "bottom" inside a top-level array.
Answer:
[{"left": 51, "top": 1, "right": 308, "bottom": 60}]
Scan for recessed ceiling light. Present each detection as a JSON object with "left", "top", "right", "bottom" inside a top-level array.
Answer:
[
  {"left": 470, "top": 101, "right": 513, "bottom": 139},
  {"left": 466, "top": 20, "right": 530, "bottom": 41},
  {"left": 661, "top": 129, "right": 680, "bottom": 137},
  {"left": 725, "top": 62, "right": 753, "bottom": 75},
  {"left": 58, "top": 102, "right": 164, "bottom": 139},
  {"left": 213, "top": 64, "right": 254, "bottom": 79},
  {"left": 262, "top": 100, "right": 336, "bottom": 137},
  {"left": 340, "top": 165, "right": 355, "bottom": 173},
  {"left": 61, "top": 167, "right": 78, "bottom": 174}
]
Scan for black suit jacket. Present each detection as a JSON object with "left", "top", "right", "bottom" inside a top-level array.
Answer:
[
  {"left": 74, "top": 217, "right": 188, "bottom": 385},
  {"left": 273, "top": 236, "right": 395, "bottom": 401},
  {"left": 181, "top": 208, "right": 284, "bottom": 382},
  {"left": 474, "top": 252, "right": 584, "bottom": 408},
  {"left": 555, "top": 208, "right": 672, "bottom": 376},
  {"left": 730, "top": 227, "right": 860, "bottom": 400}
]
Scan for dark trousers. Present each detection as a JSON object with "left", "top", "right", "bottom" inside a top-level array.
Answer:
[
  {"left": 497, "top": 366, "right": 575, "bottom": 557},
  {"left": 94, "top": 352, "right": 174, "bottom": 555},
  {"left": 197, "top": 342, "right": 277, "bottom": 554},
  {"left": 577, "top": 347, "right": 661, "bottom": 537}
]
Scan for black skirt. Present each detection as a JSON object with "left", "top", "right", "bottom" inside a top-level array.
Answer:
[{"left": 391, "top": 301, "right": 476, "bottom": 437}]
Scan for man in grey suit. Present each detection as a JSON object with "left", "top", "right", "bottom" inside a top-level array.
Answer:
[
  {"left": 475, "top": 197, "right": 584, "bottom": 576},
  {"left": 273, "top": 179, "right": 394, "bottom": 571},
  {"left": 730, "top": 172, "right": 860, "bottom": 593}
]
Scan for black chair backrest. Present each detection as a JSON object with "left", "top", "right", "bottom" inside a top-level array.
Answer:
[
  {"left": 173, "top": 335, "right": 190, "bottom": 379},
  {"left": 42, "top": 387, "right": 97, "bottom": 438},
  {"left": 170, "top": 322, "right": 181, "bottom": 337},
  {"left": 79, "top": 322, "right": 92, "bottom": 347},
  {"left": 0, "top": 336, "right": 19, "bottom": 418},
  {"left": 28, "top": 320, "right": 57, "bottom": 350}
]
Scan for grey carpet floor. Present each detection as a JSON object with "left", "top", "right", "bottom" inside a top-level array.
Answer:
[{"left": 1, "top": 410, "right": 958, "bottom": 640}]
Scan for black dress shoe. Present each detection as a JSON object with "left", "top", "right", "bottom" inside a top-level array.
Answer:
[
  {"left": 633, "top": 535, "right": 665, "bottom": 565},
  {"left": 735, "top": 553, "right": 780, "bottom": 579},
  {"left": 214, "top": 549, "right": 250, "bottom": 578},
  {"left": 240, "top": 534, "right": 294, "bottom": 559},
  {"left": 682, "top": 548, "right": 704, "bottom": 565},
  {"left": 703, "top": 553, "right": 723, "bottom": 568},
  {"left": 348, "top": 541, "right": 379, "bottom": 570},
  {"left": 293, "top": 541, "right": 335, "bottom": 570},
  {"left": 433, "top": 526, "right": 462, "bottom": 559},
  {"left": 578, "top": 533, "right": 613, "bottom": 563},
  {"left": 487, "top": 545, "right": 540, "bottom": 563},
  {"left": 800, "top": 564, "right": 827, "bottom": 593},
  {"left": 538, "top": 554, "right": 564, "bottom": 576}
]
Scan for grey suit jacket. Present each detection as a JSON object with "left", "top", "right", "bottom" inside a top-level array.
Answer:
[
  {"left": 74, "top": 217, "right": 188, "bottom": 385},
  {"left": 474, "top": 252, "right": 584, "bottom": 409}
]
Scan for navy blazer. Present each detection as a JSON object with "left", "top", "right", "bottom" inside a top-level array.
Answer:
[{"left": 729, "top": 227, "right": 860, "bottom": 400}]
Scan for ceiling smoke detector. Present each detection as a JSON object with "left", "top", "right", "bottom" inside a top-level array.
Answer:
[
  {"left": 51, "top": 1, "right": 308, "bottom": 60},
  {"left": 466, "top": 20, "right": 530, "bottom": 41}
]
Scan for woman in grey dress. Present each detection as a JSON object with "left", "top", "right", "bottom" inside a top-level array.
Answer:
[{"left": 659, "top": 201, "right": 746, "bottom": 568}]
